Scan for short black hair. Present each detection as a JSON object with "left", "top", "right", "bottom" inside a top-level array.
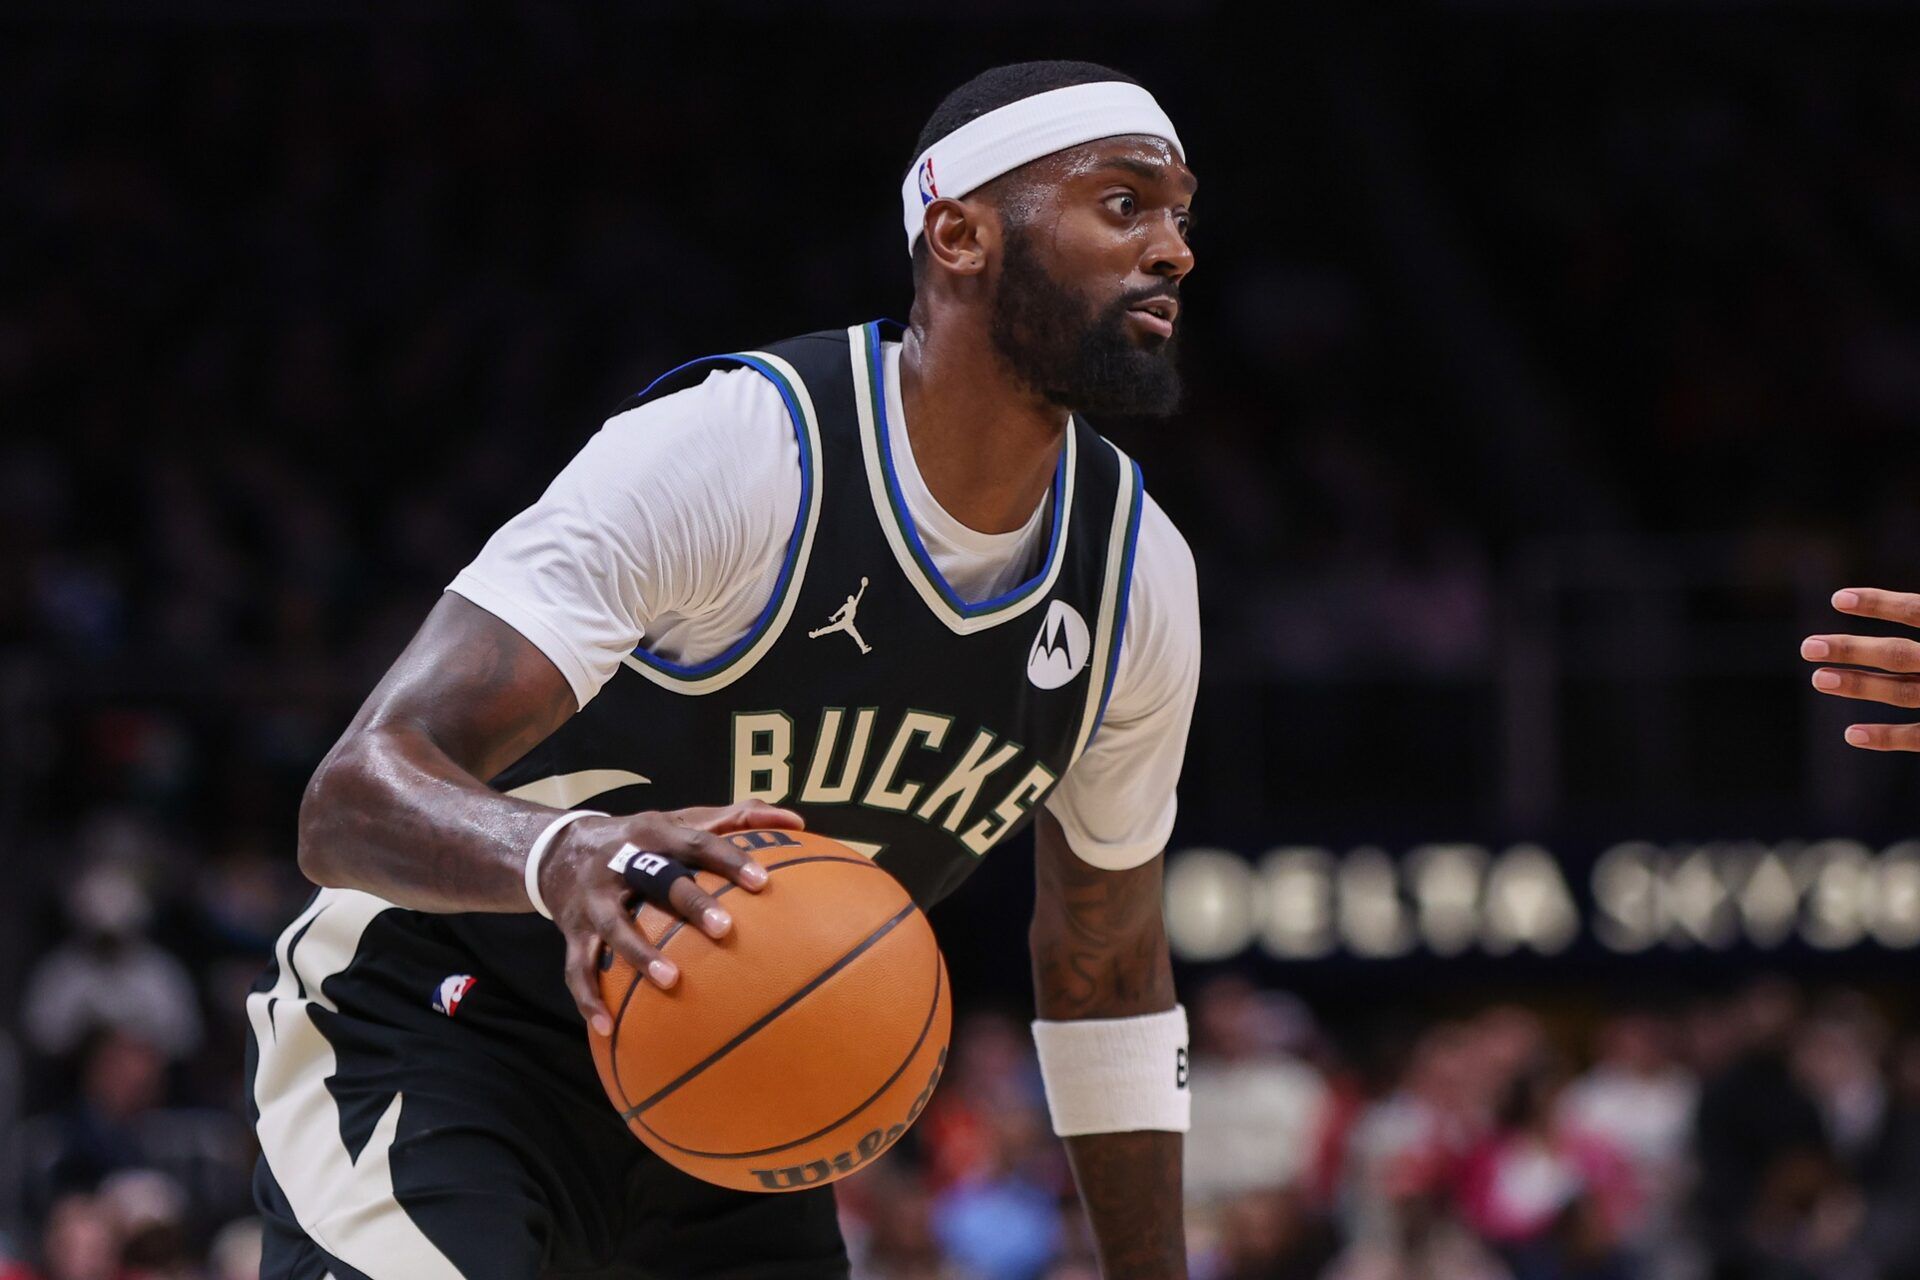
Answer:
[{"left": 908, "top": 60, "right": 1141, "bottom": 281}]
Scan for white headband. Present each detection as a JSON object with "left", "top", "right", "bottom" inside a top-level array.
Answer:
[{"left": 901, "top": 81, "right": 1184, "bottom": 257}]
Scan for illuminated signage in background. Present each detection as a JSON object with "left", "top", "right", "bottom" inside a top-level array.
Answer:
[{"left": 1163, "top": 840, "right": 1920, "bottom": 963}]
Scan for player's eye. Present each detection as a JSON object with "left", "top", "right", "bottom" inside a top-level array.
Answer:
[
  {"left": 1176, "top": 213, "right": 1194, "bottom": 239},
  {"left": 1104, "top": 193, "right": 1137, "bottom": 218}
]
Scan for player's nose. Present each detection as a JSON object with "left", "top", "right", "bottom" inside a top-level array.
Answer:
[{"left": 1143, "top": 211, "right": 1193, "bottom": 280}]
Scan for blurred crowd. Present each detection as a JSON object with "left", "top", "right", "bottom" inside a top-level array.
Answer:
[
  {"left": 844, "top": 975, "right": 1920, "bottom": 1280},
  {"left": 4, "top": 830, "right": 1919, "bottom": 1280}
]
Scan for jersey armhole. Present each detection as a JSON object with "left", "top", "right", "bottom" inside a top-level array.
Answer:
[
  {"left": 1066, "top": 450, "right": 1146, "bottom": 766},
  {"left": 619, "top": 352, "right": 825, "bottom": 695}
]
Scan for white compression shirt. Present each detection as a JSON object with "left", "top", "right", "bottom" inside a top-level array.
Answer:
[{"left": 449, "top": 340, "right": 1200, "bottom": 871}]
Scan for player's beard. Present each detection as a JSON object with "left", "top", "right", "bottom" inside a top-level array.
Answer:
[{"left": 987, "top": 224, "right": 1183, "bottom": 418}]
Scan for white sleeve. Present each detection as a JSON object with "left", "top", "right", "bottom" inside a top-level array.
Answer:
[
  {"left": 446, "top": 365, "right": 800, "bottom": 708},
  {"left": 1044, "top": 494, "right": 1201, "bottom": 870}
]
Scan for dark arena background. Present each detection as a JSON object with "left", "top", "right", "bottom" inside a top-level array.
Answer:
[{"left": 5, "top": 3, "right": 1920, "bottom": 1279}]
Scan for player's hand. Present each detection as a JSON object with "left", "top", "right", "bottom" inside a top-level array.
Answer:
[
  {"left": 540, "top": 801, "right": 805, "bottom": 1035},
  {"left": 1802, "top": 588, "right": 1920, "bottom": 751}
]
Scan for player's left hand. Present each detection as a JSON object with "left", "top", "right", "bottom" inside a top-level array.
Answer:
[{"left": 1802, "top": 588, "right": 1920, "bottom": 751}]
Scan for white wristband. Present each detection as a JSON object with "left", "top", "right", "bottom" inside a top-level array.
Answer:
[
  {"left": 1031, "top": 1004, "right": 1190, "bottom": 1137},
  {"left": 523, "top": 810, "right": 605, "bottom": 920}
]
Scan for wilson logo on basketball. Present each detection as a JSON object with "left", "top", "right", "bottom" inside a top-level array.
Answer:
[
  {"left": 1026, "top": 599, "right": 1090, "bottom": 690},
  {"left": 748, "top": 1048, "right": 947, "bottom": 1190}
]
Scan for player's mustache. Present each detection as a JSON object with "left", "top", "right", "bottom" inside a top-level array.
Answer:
[{"left": 1118, "top": 284, "right": 1180, "bottom": 309}]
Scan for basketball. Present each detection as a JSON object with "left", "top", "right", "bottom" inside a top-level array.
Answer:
[{"left": 589, "top": 829, "right": 951, "bottom": 1193}]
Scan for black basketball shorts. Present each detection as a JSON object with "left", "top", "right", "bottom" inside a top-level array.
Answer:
[{"left": 244, "top": 889, "right": 849, "bottom": 1280}]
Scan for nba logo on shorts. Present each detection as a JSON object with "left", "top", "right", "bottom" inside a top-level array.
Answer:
[
  {"left": 917, "top": 157, "right": 938, "bottom": 205},
  {"left": 432, "top": 973, "right": 477, "bottom": 1017}
]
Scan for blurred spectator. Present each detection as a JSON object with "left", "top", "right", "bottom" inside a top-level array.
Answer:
[
  {"left": 842, "top": 1167, "right": 966, "bottom": 1280},
  {"left": 916, "top": 1013, "right": 1056, "bottom": 1192},
  {"left": 20, "top": 870, "right": 202, "bottom": 1064},
  {"left": 1323, "top": 1151, "right": 1512, "bottom": 1280},
  {"left": 1185, "top": 976, "right": 1330, "bottom": 1207},
  {"left": 1456, "top": 1057, "right": 1637, "bottom": 1280},
  {"left": 1792, "top": 995, "right": 1891, "bottom": 1172},
  {"left": 4, "top": 1192, "right": 121, "bottom": 1280},
  {"left": 1558, "top": 1012, "right": 1697, "bottom": 1261},
  {"left": 203, "top": 1218, "right": 260, "bottom": 1280},
  {"left": 7, "top": 1025, "right": 251, "bottom": 1247},
  {"left": 0, "top": 1175, "right": 197, "bottom": 1280},
  {"left": 1693, "top": 980, "right": 1836, "bottom": 1280},
  {"left": 190, "top": 849, "right": 300, "bottom": 961},
  {"left": 97, "top": 1171, "right": 193, "bottom": 1280},
  {"left": 1191, "top": 1187, "right": 1339, "bottom": 1280},
  {"left": 1462, "top": 1009, "right": 1548, "bottom": 1107},
  {"left": 1341, "top": 1023, "right": 1486, "bottom": 1244},
  {"left": 1862, "top": 1036, "right": 1920, "bottom": 1280},
  {"left": 900, "top": 1012, "right": 1065, "bottom": 1279},
  {"left": 28, "top": 1031, "right": 168, "bottom": 1215},
  {"left": 930, "top": 1102, "right": 1061, "bottom": 1280},
  {"left": 1744, "top": 1151, "right": 1872, "bottom": 1280}
]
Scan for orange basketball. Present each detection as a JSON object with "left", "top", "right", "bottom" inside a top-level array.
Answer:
[{"left": 589, "top": 828, "right": 950, "bottom": 1193}]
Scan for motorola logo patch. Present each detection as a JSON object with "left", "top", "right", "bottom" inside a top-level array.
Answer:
[{"left": 1027, "top": 600, "right": 1091, "bottom": 690}]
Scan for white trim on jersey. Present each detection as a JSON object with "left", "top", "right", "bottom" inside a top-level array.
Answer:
[
  {"left": 850, "top": 324, "right": 1079, "bottom": 636},
  {"left": 247, "top": 890, "right": 467, "bottom": 1280},
  {"left": 446, "top": 330, "right": 1200, "bottom": 871},
  {"left": 617, "top": 348, "right": 827, "bottom": 695},
  {"left": 1068, "top": 443, "right": 1139, "bottom": 768}
]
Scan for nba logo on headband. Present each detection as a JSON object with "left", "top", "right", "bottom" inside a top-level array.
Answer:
[{"left": 917, "top": 157, "right": 938, "bottom": 206}]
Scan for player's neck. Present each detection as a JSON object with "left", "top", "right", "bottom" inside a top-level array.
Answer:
[{"left": 898, "top": 322, "right": 1068, "bottom": 536}]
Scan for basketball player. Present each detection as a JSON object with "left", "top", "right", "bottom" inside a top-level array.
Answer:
[
  {"left": 1803, "top": 586, "right": 1920, "bottom": 749},
  {"left": 249, "top": 61, "right": 1199, "bottom": 1279}
]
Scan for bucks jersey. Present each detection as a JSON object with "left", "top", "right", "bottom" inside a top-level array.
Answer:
[
  {"left": 246, "top": 320, "right": 1186, "bottom": 1279},
  {"left": 427, "top": 321, "right": 1147, "bottom": 1021}
]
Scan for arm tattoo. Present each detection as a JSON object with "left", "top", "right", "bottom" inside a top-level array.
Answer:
[
  {"left": 1030, "top": 812, "right": 1174, "bottom": 1020},
  {"left": 1031, "top": 812, "right": 1187, "bottom": 1279}
]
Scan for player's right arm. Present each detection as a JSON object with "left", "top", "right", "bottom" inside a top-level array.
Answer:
[
  {"left": 298, "top": 367, "right": 806, "bottom": 1035},
  {"left": 297, "top": 591, "right": 793, "bottom": 1034}
]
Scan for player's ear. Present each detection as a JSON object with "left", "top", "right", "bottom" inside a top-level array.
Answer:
[{"left": 921, "top": 198, "right": 991, "bottom": 278}]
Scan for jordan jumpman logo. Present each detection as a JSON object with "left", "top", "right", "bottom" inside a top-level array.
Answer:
[{"left": 808, "top": 577, "right": 872, "bottom": 654}]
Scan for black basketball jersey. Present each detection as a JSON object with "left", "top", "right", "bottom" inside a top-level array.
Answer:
[{"left": 439, "top": 320, "right": 1145, "bottom": 1023}]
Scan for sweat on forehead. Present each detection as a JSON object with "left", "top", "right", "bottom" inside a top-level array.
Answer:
[
  {"left": 901, "top": 81, "right": 1185, "bottom": 257},
  {"left": 984, "top": 140, "right": 1192, "bottom": 228},
  {"left": 1046, "top": 138, "right": 1192, "bottom": 186}
]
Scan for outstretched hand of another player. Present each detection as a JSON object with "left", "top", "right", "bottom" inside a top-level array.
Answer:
[
  {"left": 1802, "top": 588, "right": 1920, "bottom": 751},
  {"left": 541, "top": 800, "right": 806, "bottom": 1036}
]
